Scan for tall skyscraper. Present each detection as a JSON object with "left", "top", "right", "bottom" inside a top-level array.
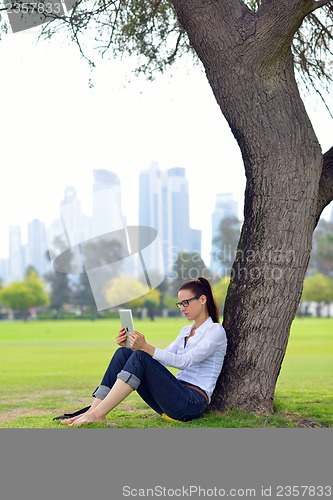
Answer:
[
  {"left": 92, "top": 169, "right": 123, "bottom": 238},
  {"left": 8, "top": 226, "right": 24, "bottom": 282},
  {"left": 60, "top": 186, "right": 91, "bottom": 245},
  {"left": 212, "top": 193, "right": 238, "bottom": 222},
  {"left": 0, "top": 258, "right": 9, "bottom": 283},
  {"left": 26, "top": 218, "right": 51, "bottom": 278},
  {"left": 165, "top": 167, "right": 191, "bottom": 259},
  {"left": 93, "top": 168, "right": 121, "bottom": 196},
  {"left": 45, "top": 186, "right": 91, "bottom": 275},
  {"left": 139, "top": 162, "right": 201, "bottom": 274}
]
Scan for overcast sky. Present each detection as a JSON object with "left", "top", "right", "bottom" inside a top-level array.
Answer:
[{"left": 0, "top": 24, "right": 332, "bottom": 264}]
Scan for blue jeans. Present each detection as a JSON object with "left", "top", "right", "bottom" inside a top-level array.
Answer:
[{"left": 92, "top": 348, "right": 208, "bottom": 422}]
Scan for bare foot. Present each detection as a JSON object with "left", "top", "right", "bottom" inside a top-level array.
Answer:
[
  {"left": 60, "top": 410, "right": 91, "bottom": 425},
  {"left": 67, "top": 411, "right": 106, "bottom": 427}
]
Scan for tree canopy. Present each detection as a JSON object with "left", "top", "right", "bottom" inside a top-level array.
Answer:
[
  {"left": 0, "top": 270, "right": 49, "bottom": 317},
  {"left": 0, "top": 1, "right": 326, "bottom": 96},
  {"left": 302, "top": 273, "right": 333, "bottom": 303}
]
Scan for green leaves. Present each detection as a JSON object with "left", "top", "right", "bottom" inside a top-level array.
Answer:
[
  {"left": 0, "top": 270, "right": 49, "bottom": 313},
  {"left": 302, "top": 273, "right": 333, "bottom": 303}
]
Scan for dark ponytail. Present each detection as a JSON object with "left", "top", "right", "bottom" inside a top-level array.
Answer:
[{"left": 178, "top": 276, "right": 220, "bottom": 323}]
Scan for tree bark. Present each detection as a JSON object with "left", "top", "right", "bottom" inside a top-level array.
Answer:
[{"left": 172, "top": 0, "right": 333, "bottom": 413}]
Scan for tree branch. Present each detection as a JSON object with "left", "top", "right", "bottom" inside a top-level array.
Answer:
[
  {"left": 170, "top": 0, "right": 251, "bottom": 37},
  {"left": 174, "top": 0, "right": 251, "bottom": 19},
  {"left": 317, "top": 146, "right": 333, "bottom": 218},
  {"left": 309, "top": 0, "right": 332, "bottom": 13},
  {"left": 256, "top": 0, "right": 318, "bottom": 62}
]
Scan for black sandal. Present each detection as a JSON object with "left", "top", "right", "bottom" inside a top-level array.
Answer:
[{"left": 53, "top": 406, "right": 91, "bottom": 421}]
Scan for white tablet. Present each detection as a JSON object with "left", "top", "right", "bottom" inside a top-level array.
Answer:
[{"left": 119, "top": 309, "right": 135, "bottom": 348}]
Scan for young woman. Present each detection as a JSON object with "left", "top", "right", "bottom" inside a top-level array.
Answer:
[{"left": 61, "top": 276, "right": 227, "bottom": 427}]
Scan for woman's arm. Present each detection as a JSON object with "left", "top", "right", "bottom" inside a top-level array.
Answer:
[
  {"left": 153, "top": 327, "right": 227, "bottom": 370},
  {"left": 129, "top": 331, "right": 155, "bottom": 356},
  {"left": 128, "top": 328, "right": 185, "bottom": 357}
]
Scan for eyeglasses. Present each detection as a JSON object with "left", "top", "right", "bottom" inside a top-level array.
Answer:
[{"left": 176, "top": 295, "right": 201, "bottom": 309}]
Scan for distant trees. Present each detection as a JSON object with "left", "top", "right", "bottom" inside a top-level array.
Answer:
[
  {"left": 302, "top": 274, "right": 333, "bottom": 317},
  {"left": 0, "top": 268, "right": 49, "bottom": 319},
  {"left": 169, "top": 251, "right": 210, "bottom": 296},
  {"left": 131, "top": 288, "right": 161, "bottom": 320},
  {"left": 72, "top": 273, "right": 97, "bottom": 315},
  {"left": 105, "top": 276, "right": 148, "bottom": 308},
  {"left": 105, "top": 276, "right": 161, "bottom": 319},
  {"left": 212, "top": 277, "right": 230, "bottom": 315},
  {"left": 44, "top": 270, "right": 72, "bottom": 318},
  {"left": 300, "top": 220, "right": 333, "bottom": 317},
  {"left": 309, "top": 220, "right": 333, "bottom": 276},
  {"left": 212, "top": 216, "right": 241, "bottom": 277},
  {"left": 141, "top": 288, "right": 161, "bottom": 320},
  {"left": 1, "top": 231, "right": 332, "bottom": 321}
]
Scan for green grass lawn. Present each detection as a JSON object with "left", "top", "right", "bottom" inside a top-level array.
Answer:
[{"left": 0, "top": 317, "right": 332, "bottom": 428}]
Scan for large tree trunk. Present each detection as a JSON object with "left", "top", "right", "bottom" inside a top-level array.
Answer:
[
  {"left": 210, "top": 54, "right": 322, "bottom": 414},
  {"left": 172, "top": 0, "right": 330, "bottom": 413}
]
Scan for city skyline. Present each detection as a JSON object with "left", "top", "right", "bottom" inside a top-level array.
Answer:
[
  {"left": 2, "top": 159, "right": 333, "bottom": 285},
  {"left": 0, "top": 163, "right": 241, "bottom": 284},
  {"left": 0, "top": 157, "right": 246, "bottom": 262},
  {"left": 139, "top": 162, "right": 202, "bottom": 273}
]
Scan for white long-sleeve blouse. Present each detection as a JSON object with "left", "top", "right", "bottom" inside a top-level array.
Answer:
[{"left": 153, "top": 317, "right": 227, "bottom": 402}]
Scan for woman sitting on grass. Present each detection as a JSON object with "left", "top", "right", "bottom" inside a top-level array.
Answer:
[{"left": 60, "top": 276, "right": 227, "bottom": 427}]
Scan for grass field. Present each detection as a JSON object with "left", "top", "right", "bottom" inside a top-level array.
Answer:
[{"left": 0, "top": 317, "right": 332, "bottom": 428}]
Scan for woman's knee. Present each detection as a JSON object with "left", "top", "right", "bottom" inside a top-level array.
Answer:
[
  {"left": 112, "top": 347, "right": 133, "bottom": 363},
  {"left": 131, "top": 350, "right": 152, "bottom": 363},
  {"left": 124, "top": 350, "right": 155, "bottom": 371}
]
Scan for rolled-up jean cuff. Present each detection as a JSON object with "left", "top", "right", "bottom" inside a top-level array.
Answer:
[
  {"left": 117, "top": 370, "right": 141, "bottom": 390},
  {"left": 92, "top": 385, "right": 111, "bottom": 400}
]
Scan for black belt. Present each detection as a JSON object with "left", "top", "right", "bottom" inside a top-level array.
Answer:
[{"left": 180, "top": 382, "right": 209, "bottom": 403}]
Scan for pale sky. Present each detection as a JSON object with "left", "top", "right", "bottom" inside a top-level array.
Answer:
[{"left": 0, "top": 24, "right": 332, "bottom": 264}]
